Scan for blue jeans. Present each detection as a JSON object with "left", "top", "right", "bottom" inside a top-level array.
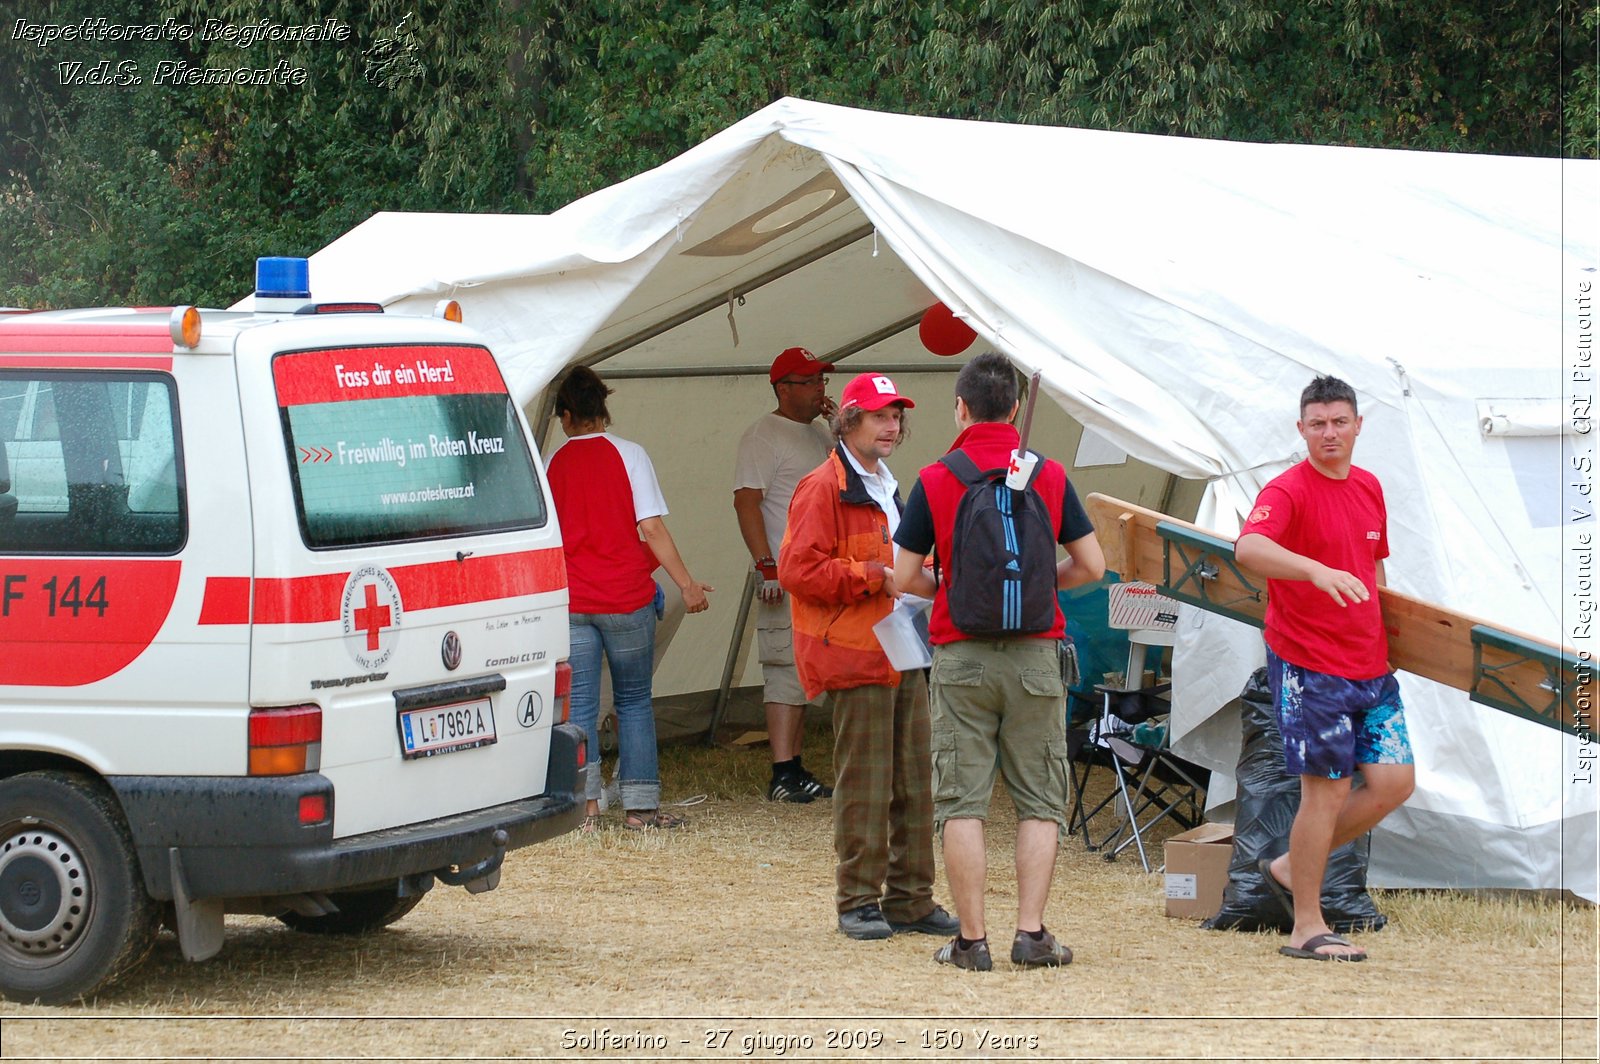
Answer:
[{"left": 569, "top": 603, "right": 660, "bottom": 811}]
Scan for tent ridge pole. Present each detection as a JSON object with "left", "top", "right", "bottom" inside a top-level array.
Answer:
[{"left": 580, "top": 223, "right": 876, "bottom": 368}]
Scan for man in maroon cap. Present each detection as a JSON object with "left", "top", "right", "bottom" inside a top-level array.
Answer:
[
  {"left": 779, "top": 372, "right": 958, "bottom": 941},
  {"left": 733, "top": 346, "right": 837, "bottom": 803}
]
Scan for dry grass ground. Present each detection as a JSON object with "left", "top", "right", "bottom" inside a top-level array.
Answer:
[{"left": 1, "top": 726, "right": 1594, "bottom": 1063}]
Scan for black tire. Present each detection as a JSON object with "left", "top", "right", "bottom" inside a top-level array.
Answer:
[
  {"left": 0, "top": 771, "right": 160, "bottom": 1004},
  {"left": 277, "top": 885, "right": 423, "bottom": 935}
]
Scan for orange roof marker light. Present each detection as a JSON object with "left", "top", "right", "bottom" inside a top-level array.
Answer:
[
  {"left": 169, "top": 305, "right": 202, "bottom": 347},
  {"left": 434, "top": 298, "right": 463, "bottom": 322}
]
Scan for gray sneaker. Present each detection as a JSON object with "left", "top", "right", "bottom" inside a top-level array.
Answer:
[
  {"left": 838, "top": 904, "right": 893, "bottom": 940},
  {"left": 933, "top": 936, "right": 993, "bottom": 971},
  {"left": 1011, "top": 927, "right": 1072, "bottom": 968}
]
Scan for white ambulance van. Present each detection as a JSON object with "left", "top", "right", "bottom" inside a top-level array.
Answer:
[{"left": 0, "top": 258, "right": 582, "bottom": 1004}]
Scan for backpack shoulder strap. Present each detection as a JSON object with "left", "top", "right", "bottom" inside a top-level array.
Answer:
[
  {"left": 939, "top": 449, "right": 989, "bottom": 485},
  {"left": 1017, "top": 449, "right": 1045, "bottom": 491},
  {"left": 940, "top": 448, "right": 1045, "bottom": 490}
]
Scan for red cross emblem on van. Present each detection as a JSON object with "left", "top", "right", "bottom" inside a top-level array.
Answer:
[{"left": 340, "top": 565, "right": 403, "bottom": 669}]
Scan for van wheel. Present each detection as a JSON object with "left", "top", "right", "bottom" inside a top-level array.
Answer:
[
  {"left": 0, "top": 771, "right": 160, "bottom": 1005},
  {"left": 277, "top": 886, "right": 424, "bottom": 935}
]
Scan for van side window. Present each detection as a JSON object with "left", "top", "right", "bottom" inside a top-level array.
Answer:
[{"left": 0, "top": 372, "right": 185, "bottom": 555}]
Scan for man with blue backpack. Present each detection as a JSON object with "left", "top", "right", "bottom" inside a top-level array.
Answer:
[{"left": 893, "top": 351, "right": 1106, "bottom": 971}]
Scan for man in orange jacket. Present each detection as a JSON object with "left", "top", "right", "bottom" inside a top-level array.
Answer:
[{"left": 779, "top": 372, "right": 958, "bottom": 941}]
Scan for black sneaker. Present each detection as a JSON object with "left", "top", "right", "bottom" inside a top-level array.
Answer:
[
  {"left": 888, "top": 904, "right": 961, "bottom": 936},
  {"left": 1010, "top": 927, "right": 1072, "bottom": 968},
  {"left": 795, "top": 769, "right": 833, "bottom": 799},
  {"left": 838, "top": 904, "right": 893, "bottom": 940},
  {"left": 933, "top": 936, "right": 992, "bottom": 971},
  {"left": 767, "top": 775, "right": 815, "bottom": 803}
]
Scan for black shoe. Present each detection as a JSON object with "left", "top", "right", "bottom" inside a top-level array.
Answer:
[
  {"left": 767, "top": 775, "right": 816, "bottom": 803},
  {"left": 794, "top": 768, "right": 833, "bottom": 799},
  {"left": 838, "top": 904, "right": 894, "bottom": 940},
  {"left": 888, "top": 904, "right": 961, "bottom": 936},
  {"left": 933, "top": 936, "right": 992, "bottom": 971}
]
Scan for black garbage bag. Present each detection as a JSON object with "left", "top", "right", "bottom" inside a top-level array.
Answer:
[{"left": 1204, "top": 666, "right": 1386, "bottom": 934}]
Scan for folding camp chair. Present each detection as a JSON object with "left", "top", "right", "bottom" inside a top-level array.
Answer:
[
  {"left": 1080, "top": 683, "right": 1207, "bottom": 871},
  {"left": 1066, "top": 626, "right": 1206, "bottom": 872},
  {"left": 1067, "top": 623, "right": 1165, "bottom": 847}
]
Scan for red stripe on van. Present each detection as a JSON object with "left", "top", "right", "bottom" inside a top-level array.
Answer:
[
  {"left": 395, "top": 547, "right": 568, "bottom": 611},
  {"left": 0, "top": 561, "right": 180, "bottom": 685},
  {"left": 0, "top": 354, "right": 175, "bottom": 368},
  {"left": 251, "top": 573, "right": 348, "bottom": 624},
  {"left": 0, "top": 325, "right": 176, "bottom": 354},
  {"left": 196, "top": 576, "right": 252, "bottom": 625},
  {"left": 197, "top": 548, "right": 567, "bottom": 625}
]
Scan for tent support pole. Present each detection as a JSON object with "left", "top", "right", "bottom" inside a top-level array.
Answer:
[
  {"left": 1157, "top": 471, "right": 1179, "bottom": 516},
  {"left": 705, "top": 568, "right": 760, "bottom": 746},
  {"left": 579, "top": 224, "right": 876, "bottom": 368},
  {"left": 588, "top": 313, "right": 928, "bottom": 381}
]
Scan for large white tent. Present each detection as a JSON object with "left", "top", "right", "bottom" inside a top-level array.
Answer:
[{"left": 303, "top": 98, "right": 1597, "bottom": 899}]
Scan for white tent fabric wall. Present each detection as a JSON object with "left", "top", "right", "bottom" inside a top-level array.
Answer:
[{"left": 302, "top": 98, "right": 1597, "bottom": 899}]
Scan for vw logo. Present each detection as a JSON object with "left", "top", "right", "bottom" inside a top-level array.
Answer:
[{"left": 440, "top": 631, "right": 462, "bottom": 671}]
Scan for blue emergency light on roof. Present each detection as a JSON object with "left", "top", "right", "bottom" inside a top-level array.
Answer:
[{"left": 256, "top": 257, "right": 311, "bottom": 299}]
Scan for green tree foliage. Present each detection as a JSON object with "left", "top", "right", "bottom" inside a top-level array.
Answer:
[
  {"left": 1570, "top": 4, "right": 1600, "bottom": 160},
  {"left": 2, "top": 0, "right": 535, "bottom": 306},
  {"left": 519, "top": 1, "right": 905, "bottom": 211},
  {"left": 0, "top": 0, "right": 1592, "bottom": 308}
]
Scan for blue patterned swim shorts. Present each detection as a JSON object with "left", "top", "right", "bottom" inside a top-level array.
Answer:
[{"left": 1266, "top": 649, "right": 1413, "bottom": 779}]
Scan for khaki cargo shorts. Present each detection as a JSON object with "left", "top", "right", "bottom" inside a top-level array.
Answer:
[
  {"left": 757, "top": 600, "right": 807, "bottom": 707},
  {"left": 928, "top": 638, "right": 1070, "bottom": 828}
]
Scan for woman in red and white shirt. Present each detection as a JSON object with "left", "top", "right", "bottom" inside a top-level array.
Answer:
[{"left": 546, "top": 367, "right": 712, "bottom": 831}]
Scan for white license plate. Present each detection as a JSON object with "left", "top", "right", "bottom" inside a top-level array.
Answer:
[{"left": 398, "top": 697, "right": 497, "bottom": 759}]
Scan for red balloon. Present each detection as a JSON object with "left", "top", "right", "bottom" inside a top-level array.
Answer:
[{"left": 919, "top": 302, "right": 977, "bottom": 356}]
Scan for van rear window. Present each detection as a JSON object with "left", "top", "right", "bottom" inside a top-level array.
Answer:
[{"left": 274, "top": 345, "right": 546, "bottom": 549}]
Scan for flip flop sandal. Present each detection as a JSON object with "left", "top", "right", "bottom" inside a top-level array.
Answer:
[
  {"left": 579, "top": 813, "right": 602, "bottom": 835},
  {"left": 1258, "top": 856, "right": 1296, "bottom": 922},
  {"left": 1279, "top": 932, "right": 1366, "bottom": 961},
  {"left": 623, "top": 809, "right": 686, "bottom": 831}
]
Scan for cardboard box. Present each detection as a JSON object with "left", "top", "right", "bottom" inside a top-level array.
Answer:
[
  {"left": 1107, "top": 581, "right": 1181, "bottom": 630},
  {"left": 1163, "top": 822, "right": 1234, "bottom": 919}
]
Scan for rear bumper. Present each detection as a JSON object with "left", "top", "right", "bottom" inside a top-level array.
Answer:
[{"left": 109, "top": 723, "right": 584, "bottom": 900}]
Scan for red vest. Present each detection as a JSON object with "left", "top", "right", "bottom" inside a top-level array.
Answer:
[{"left": 917, "top": 422, "right": 1068, "bottom": 644}]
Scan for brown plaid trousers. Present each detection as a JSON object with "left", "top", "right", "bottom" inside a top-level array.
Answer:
[{"left": 830, "top": 670, "right": 937, "bottom": 921}]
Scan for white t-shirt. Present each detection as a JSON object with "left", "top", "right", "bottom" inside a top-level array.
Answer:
[
  {"left": 547, "top": 432, "right": 668, "bottom": 522},
  {"left": 733, "top": 412, "right": 833, "bottom": 558}
]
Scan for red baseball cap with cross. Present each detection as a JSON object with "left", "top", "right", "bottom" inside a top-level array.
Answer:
[
  {"left": 768, "top": 346, "right": 834, "bottom": 383},
  {"left": 840, "top": 372, "right": 916, "bottom": 411}
]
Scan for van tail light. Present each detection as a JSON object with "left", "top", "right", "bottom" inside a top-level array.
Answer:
[
  {"left": 554, "top": 660, "right": 572, "bottom": 726},
  {"left": 248, "top": 704, "right": 322, "bottom": 776}
]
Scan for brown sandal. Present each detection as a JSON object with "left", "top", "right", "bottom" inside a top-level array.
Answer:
[
  {"left": 580, "top": 813, "right": 603, "bottom": 835},
  {"left": 623, "top": 809, "right": 686, "bottom": 831}
]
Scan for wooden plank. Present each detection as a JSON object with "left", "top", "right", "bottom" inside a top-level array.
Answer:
[{"left": 1084, "top": 493, "right": 1589, "bottom": 734}]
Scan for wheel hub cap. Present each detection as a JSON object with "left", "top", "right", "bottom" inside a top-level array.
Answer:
[{"left": 0, "top": 829, "right": 89, "bottom": 953}]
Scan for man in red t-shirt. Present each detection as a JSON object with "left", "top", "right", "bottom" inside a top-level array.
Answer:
[
  {"left": 893, "top": 352, "right": 1105, "bottom": 971},
  {"left": 1235, "top": 374, "right": 1415, "bottom": 962}
]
